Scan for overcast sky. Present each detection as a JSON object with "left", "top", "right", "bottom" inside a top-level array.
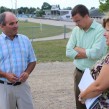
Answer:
[{"left": 0, "top": 0, "right": 100, "bottom": 9}]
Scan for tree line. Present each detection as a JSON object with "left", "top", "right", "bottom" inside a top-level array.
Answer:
[
  {"left": 0, "top": 2, "right": 71, "bottom": 17},
  {"left": 0, "top": 1, "right": 109, "bottom": 17}
]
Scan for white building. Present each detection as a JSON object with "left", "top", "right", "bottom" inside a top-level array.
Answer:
[
  {"left": 44, "top": 5, "right": 72, "bottom": 21},
  {"left": 58, "top": 10, "right": 72, "bottom": 21}
]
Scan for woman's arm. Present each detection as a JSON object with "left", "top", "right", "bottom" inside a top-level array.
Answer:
[{"left": 79, "top": 64, "right": 109, "bottom": 102}]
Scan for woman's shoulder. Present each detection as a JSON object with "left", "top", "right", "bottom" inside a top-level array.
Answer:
[
  {"left": 103, "top": 52, "right": 109, "bottom": 64},
  {"left": 91, "top": 53, "right": 109, "bottom": 79}
]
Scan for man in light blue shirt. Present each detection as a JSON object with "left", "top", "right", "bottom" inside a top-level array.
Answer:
[
  {"left": 0, "top": 12, "right": 36, "bottom": 109},
  {"left": 66, "top": 5, "right": 107, "bottom": 109}
]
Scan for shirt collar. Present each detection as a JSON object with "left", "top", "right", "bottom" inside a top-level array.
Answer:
[
  {"left": 90, "top": 20, "right": 97, "bottom": 29},
  {"left": 1, "top": 32, "right": 18, "bottom": 40},
  {"left": 83, "top": 20, "right": 97, "bottom": 32}
]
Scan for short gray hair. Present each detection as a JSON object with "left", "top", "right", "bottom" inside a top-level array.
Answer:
[{"left": 0, "top": 12, "right": 6, "bottom": 26}]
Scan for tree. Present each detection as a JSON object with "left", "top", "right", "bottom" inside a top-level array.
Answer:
[
  {"left": 0, "top": 6, "right": 12, "bottom": 13},
  {"left": 99, "top": 0, "right": 106, "bottom": 3},
  {"left": 18, "top": 7, "right": 25, "bottom": 14},
  {"left": 29, "top": 7, "right": 36, "bottom": 14},
  {"left": 36, "top": 7, "right": 44, "bottom": 17},
  {"left": 41, "top": 2, "right": 51, "bottom": 10},
  {"left": 36, "top": 10, "right": 44, "bottom": 17},
  {"left": 90, "top": 7, "right": 95, "bottom": 10},
  {"left": 99, "top": 0, "right": 109, "bottom": 12}
]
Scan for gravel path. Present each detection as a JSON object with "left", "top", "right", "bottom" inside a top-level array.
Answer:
[{"left": 28, "top": 62, "right": 76, "bottom": 109}]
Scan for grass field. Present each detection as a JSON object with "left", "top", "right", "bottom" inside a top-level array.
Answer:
[
  {"left": 20, "top": 21, "right": 72, "bottom": 62},
  {"left": 19, "top": 21, "right": 71, "bottom": 39},
  {"left": 32, "top": 39, "right": 72, "bottom": 62}
]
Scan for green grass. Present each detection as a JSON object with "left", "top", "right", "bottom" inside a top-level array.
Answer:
[
  {"left": 0, "top": 21, "right": 70, "bottom": 39},
  {"left": 32, "top": 39, "right": 72, "bottom": 62}
]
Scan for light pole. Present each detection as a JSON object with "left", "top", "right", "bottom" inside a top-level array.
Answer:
[
  {"left": 15, "top": 0, "right": 17, "bottom": 15},
  {"left": 11, "top": 0, "right": 13, "bottom": 12}
]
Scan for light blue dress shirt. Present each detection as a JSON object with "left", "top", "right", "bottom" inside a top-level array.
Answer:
[{"left": 0, "top": 32, "right": 36, "bottom": 81}]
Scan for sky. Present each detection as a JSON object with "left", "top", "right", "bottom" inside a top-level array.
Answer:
[{"left": 0, "top": 0, "right": 100, "bottom": 10}]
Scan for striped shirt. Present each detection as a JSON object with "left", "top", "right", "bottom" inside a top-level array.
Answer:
[{"left": 0, "top": 32, "right": 36, "bottom": 81}]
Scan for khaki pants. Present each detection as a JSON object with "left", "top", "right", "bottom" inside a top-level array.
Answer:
[
  {"left": 0, "top": 81, "right": 34, "bottom": 109},
  {"left": 74, "top": 68, "right": 86, "bottom": 109}
]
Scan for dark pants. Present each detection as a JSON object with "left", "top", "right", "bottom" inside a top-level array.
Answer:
[{"left": 74, "top": 68, "right": 86, "bottom": 109}]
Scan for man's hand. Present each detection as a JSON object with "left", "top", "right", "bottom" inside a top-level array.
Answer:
[
  {"left": 74, "top": 46, "right": 87, "bottom": 58},
  {"left": 5, "top": 73, "right": 19, "bottom": 83},
  {"left": 19, "top": 72, "right": 29, "bottom": 82}
]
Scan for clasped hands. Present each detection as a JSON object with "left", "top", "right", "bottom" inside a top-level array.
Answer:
[{"left": 5, "top": 71, "right": 29, "bottom": 83}]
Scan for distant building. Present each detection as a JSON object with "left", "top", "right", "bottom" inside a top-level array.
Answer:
[
  {"left": 89, "top": 8, "right": 104, "bottom": 19},
  {"left": 58, "top": 10, "right": 72, "bottom": 21},
  {"left": 44, "top": 5, "right": 72, "bottom": 21}
]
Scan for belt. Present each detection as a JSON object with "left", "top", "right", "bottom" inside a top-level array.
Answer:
[
  {"left": 76, "top": 67, "right": 84, "bottom": 73},
  {"left": 0, "top": 80, "right": 21, "bottom": 86}
]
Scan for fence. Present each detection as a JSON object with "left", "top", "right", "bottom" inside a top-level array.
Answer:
[{"left": 18, "top": 24, "right": 73, "bottom": 41}]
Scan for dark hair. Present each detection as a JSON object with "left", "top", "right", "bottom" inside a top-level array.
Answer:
[
  {"left": 0, "top": 12, "right": 6, "bottom": 26},
  {"left": 103, "top": 18, "right": 109, "bottom": 28},
  {"left": 71, "top": 4, "right": 89, "bottom": 17}
]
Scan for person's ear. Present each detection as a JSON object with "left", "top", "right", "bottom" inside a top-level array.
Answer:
[{"left": 0, "top": 24, "right": 4, "bottom": 29}]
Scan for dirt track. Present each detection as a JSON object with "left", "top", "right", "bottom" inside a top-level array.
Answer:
[{"left": 28, "top": 62, "right": 76, "bottom": 109}]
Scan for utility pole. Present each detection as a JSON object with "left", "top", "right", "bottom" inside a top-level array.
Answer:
[
  {"left": 15, "top": 0, "right": 17, "bottom": 15},
  {"left": 11, "top": 0, "right": 13, "bottom": 12}
]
